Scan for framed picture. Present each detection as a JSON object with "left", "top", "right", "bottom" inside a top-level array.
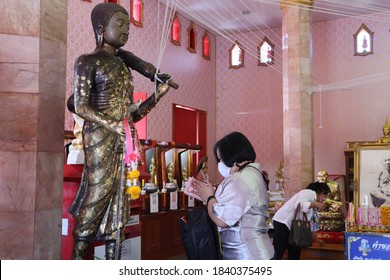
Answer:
[{"left": 354, "top": 143, "right": 390, "bottom": 213}]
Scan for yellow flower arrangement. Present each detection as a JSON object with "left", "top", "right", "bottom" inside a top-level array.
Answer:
[
  {"left": 380, "top": 205, "right": 390, "bottom": 226},
  {"left": 127, "top": 185, "right": 141, "bottom": 200},
  {"left": 127, "top": 169, "right": 140, "bottom": 181}
]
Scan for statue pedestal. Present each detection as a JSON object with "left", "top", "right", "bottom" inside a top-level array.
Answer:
[
  {"left": 62, "top": 164, "right": 84, "bottom": 260},
  {"left": 67, "top": 145, "right": 84, "bottom": 164},
  {"left": 62, "top": 164, "right": 142, "bottom": 260}
]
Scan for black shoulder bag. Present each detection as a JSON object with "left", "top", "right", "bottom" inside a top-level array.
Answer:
[{"left": 287, "top": 203, "right": 313, "bottom": 247}]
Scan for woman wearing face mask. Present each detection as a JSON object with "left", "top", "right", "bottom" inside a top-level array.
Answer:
[
  {"left": 272, "top": 181, "right": 330, "bottom": 260},
  {"left": 191, "top": 131, "right": 274, "bottom": 260}
]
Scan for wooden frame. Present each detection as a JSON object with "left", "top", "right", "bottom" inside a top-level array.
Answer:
[
  {"left": 229, "top": 40, "right": 244, "bottom": 69},
  {"left": 170, "top": 13, "right": 181, "bottom": 46},
  {"left": 187, "top": 22, "right": 197, "bottom": 53},
  {"left": 354, "top": 143, "right": 390, "bottom": 224},
  {"left": 140, "top": 139, "right": 158, "bottom": 183},
  {"left": 258, "top": 36, "right": 274, "bottom": 66},
  {"left": 130, "top": 0, "right": 144, "bottom": 27},
  {"left": 353, "top": 23, "right": 374, "bottom": 56},
  {"left": 202, "top": 31, "right": 210, "bottom": 60}
]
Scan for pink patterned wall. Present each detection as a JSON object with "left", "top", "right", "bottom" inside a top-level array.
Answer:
[
  {"left": 215, "top": 14, "right": 389, "bottom": 186},
  {"left": 66, "top": 2, "right": 389, "bottom": 185},
  {"left": 215, "top": 30, "right": 284, "bottom": 185},
  {"left": 312, "top": 14, "right": 390, "bottom": 175}
]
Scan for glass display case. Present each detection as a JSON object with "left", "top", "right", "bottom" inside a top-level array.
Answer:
[
  {"left": 139, "top": 139, "right": 202, "bottom": 213},
  {"left": 137, "top": 140, "right": 203, "bottom": 260},
  {"left": 139, "top": 139, "right": 157, "bottom": 185}
]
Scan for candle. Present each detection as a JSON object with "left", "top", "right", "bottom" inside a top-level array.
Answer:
[
  {"left": 375, "top": 208, "right": 380, "bottom": 226},
  {"left": 367, "top": 208, "right": 371, "bottom": 225},
  {"left": 358, "top": 207, "right": 362, "bottom": 224},
  {"left": 349, "top": 202, "right": 355, "bottom": 222}
]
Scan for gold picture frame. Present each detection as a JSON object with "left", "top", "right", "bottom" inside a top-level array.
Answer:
[{"left": 354, "top": 143, "right": 390, "bottom": 224}]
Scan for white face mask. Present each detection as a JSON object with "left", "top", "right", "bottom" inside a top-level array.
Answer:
[{"left": 218, "top": 161, "right": 231, "bottom": 178}]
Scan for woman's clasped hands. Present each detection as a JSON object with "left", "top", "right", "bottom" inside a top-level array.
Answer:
[{"left": 184, "top": 176, "right": 215, "bottom": 203}]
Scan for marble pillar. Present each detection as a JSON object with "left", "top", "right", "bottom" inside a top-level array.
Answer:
[
  {"left": 280, "top": 0, "right": 314, "bottom": 198},
  {"left": 0, "top": 0, "right": 67, "bottom": 259}
]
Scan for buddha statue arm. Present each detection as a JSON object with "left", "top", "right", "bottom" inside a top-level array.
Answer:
[
  {"left": 117, "top": 48, "right": 177, "bottom": 89},
  {"left": 127, "top": 84, "right": 170, "bottom": 123},
  {"left": 117, "top": 48, "right": 157, "bottom": 81}
]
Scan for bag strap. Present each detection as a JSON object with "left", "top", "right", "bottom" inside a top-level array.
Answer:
[
  {"left": 245, "top": 164, "right": 269, "bottom": 190},
  {"left": 294, "top": 203, "right": 308, "bottom": 221}
]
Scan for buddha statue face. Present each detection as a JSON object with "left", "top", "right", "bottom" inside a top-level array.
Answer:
[
  {"left": 317, "top": 169, "right": 329, "bottom": 183},
  {"left": 91, "top": 3, "right": 130, "bottom": 48},
  {"left": 383, "top": 124, "right": 390, "bottom": 137},
  {"left": 381, "top": 118, "right": 390, "bottom": 136},
  {"left": 167, "top": 162, "right": 174, "bottom": 182},
  {"left": 102, "top": 11, "right": 130, "bottom": 48},
  {"left": 384, "top": 155, "right": 390, "bottom": 171}
]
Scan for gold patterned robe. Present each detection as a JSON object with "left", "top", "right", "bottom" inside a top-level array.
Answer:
[{"left": 69, "top": 51, "right": 158, "bottom": 241}]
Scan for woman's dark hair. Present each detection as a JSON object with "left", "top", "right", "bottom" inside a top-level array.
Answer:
[
  {"left": 213, "top": 131, "right": 256, "bottom": 167},
  {"left": 306, "top": 182, "right": 330, "bottom": 195}
]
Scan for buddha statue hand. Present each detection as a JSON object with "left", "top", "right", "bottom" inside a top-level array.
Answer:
[
  {"left": 105, "top": 119, "right": 125, "bottom": 136},
  {"left": 127, "top": 99, "right": 142, "bottom": 115},
  {"left": 155, "top": 83, "right": 170, "bottom": 101},
  {"left": 155, "top": 72, "right": 179, "bottom": 89},
  {"left": 325, "top": 198, "right": 342, "bottom": 213},
  {"left": 155, "top": 72, "right": 171, "bottom": 84}
]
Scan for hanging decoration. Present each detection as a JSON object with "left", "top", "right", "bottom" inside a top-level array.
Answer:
[{"left": 123, "top": 118, "right": 142, "bottom": 200}]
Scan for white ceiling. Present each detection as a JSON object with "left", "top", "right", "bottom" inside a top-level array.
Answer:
[{"left": 159, "top": 0, "right": 390, "bottom": 35}]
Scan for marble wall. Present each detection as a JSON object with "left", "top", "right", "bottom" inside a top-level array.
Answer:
[
  {"left": 0, "top": 0, "right": 67, "bottom": 259},
  {"left": 281, "top": 7, "right": 314, "bottom": 198}
]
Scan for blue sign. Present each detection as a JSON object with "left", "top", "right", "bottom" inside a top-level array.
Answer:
[{"left": 344, "top": 232, "right": 390, "bottom": 260}]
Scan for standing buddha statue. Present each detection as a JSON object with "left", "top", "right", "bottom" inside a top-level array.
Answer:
[
  {"left": 148, "top": 157, "right": 156, "bottom": 184},
  {"left": 166, "top": 161, "right": 174, "bottom": 183},
  {"left": 275, "top": 160, "right": 285, "bottom": 192}
]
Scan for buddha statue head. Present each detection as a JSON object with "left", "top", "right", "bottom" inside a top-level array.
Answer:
[
  {"left": 383, "top": 118, "right": 390, "bottom": 137},
  {"left": 317, "top": 169, "right": 329, "bottom": 183},
  {"left": 378, "top": 118, "right": 390, "bottom": 143},
  {"left": 166, "top": 161, "right": 174, "bottom": 183},
  {"left": 91, "top": 2, "right": 129, "bottom": 47}
]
